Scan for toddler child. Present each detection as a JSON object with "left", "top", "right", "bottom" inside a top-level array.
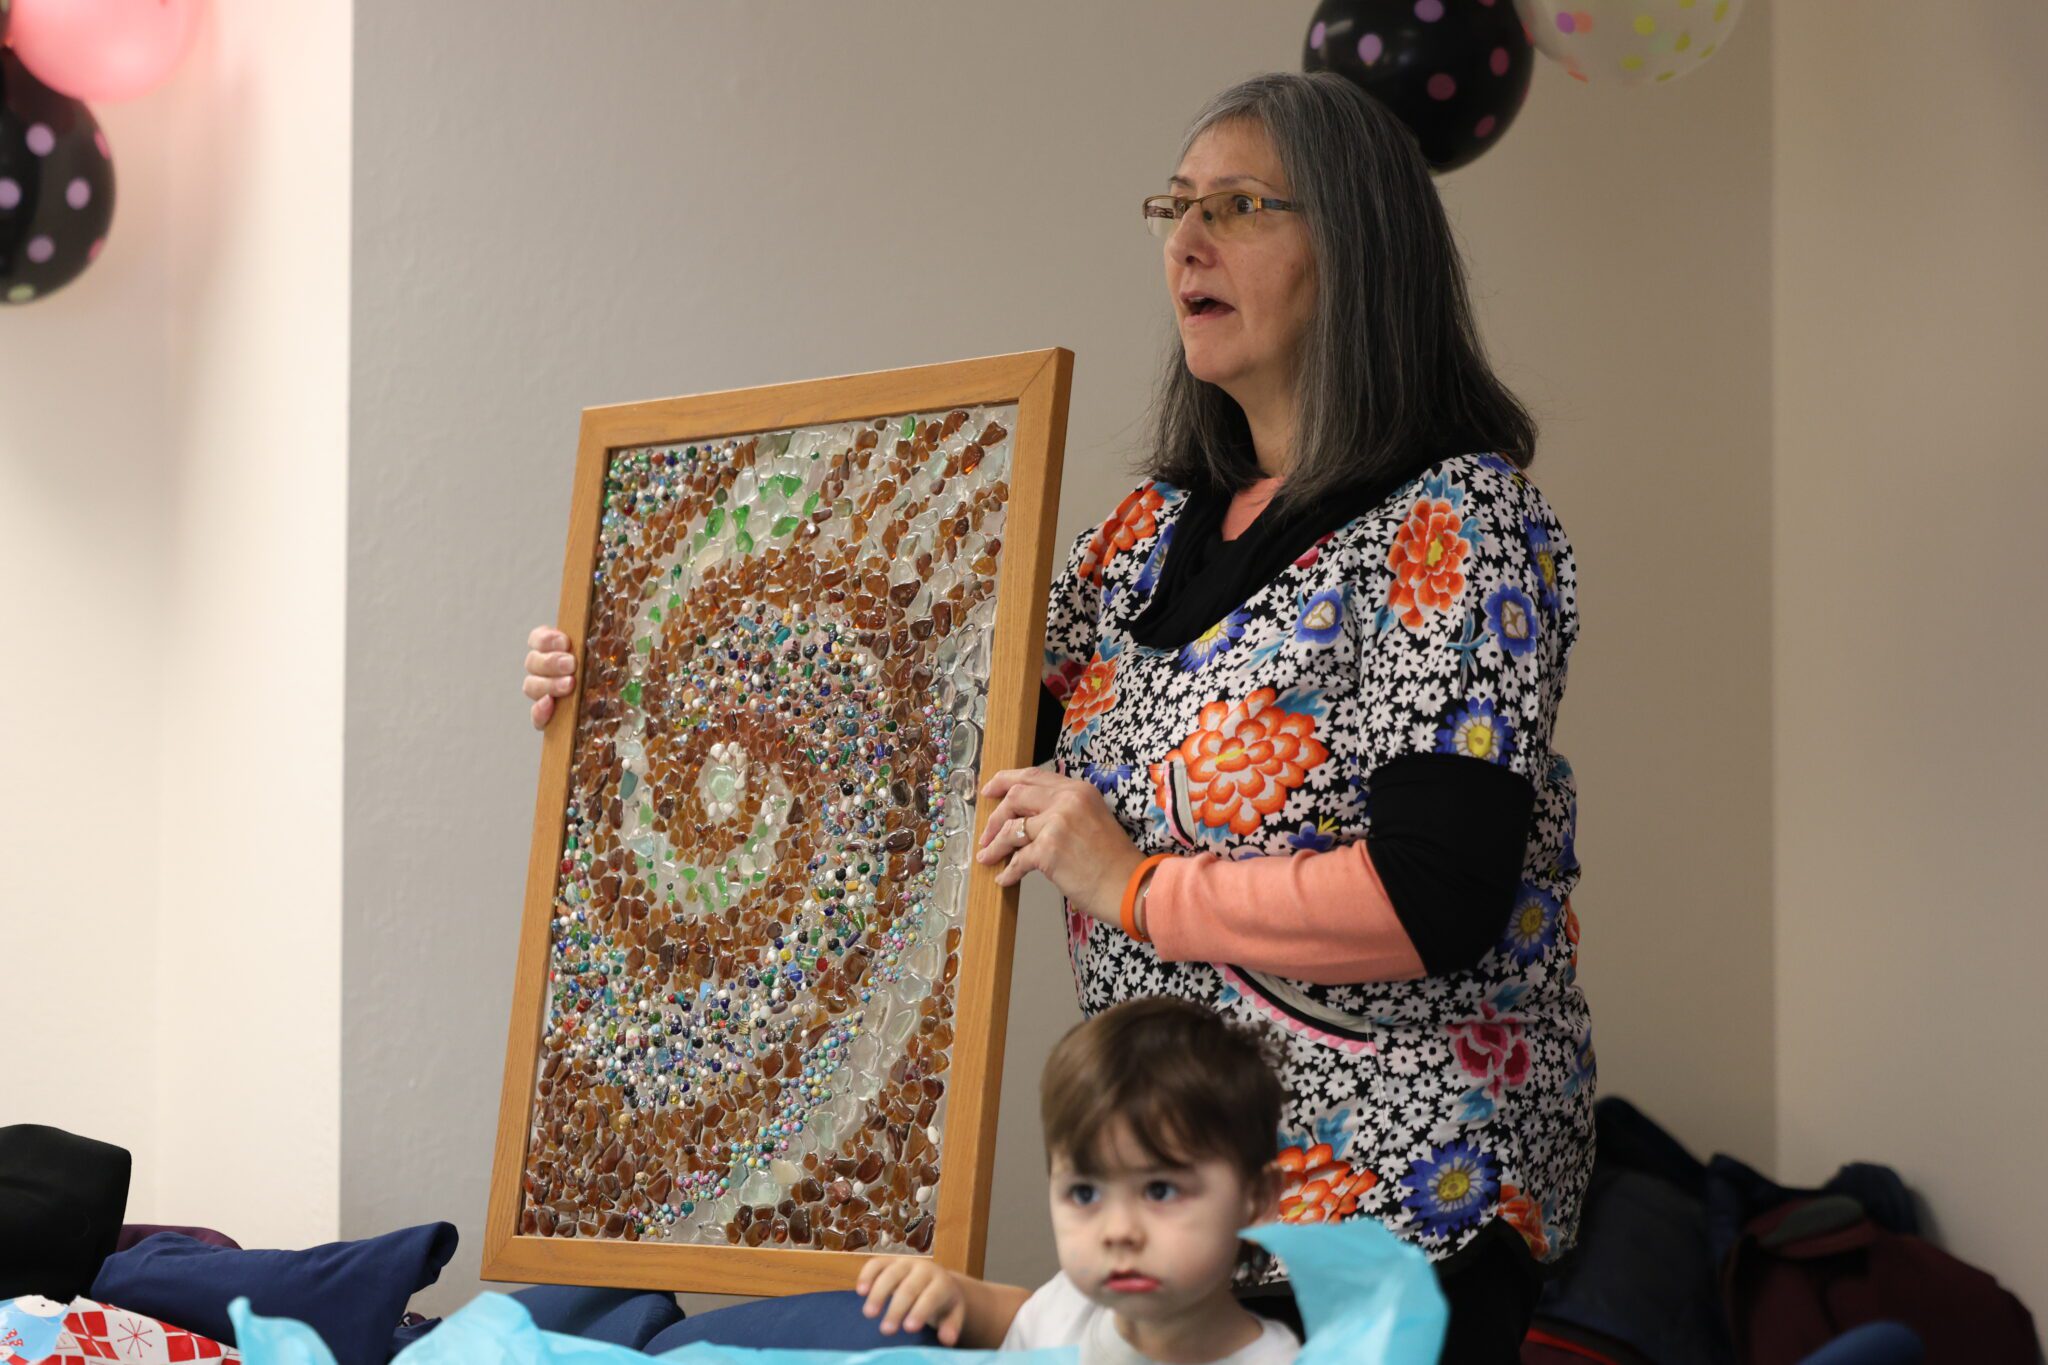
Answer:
[{"left": 856, "top": 996, "right": 1299, "bottom": 1363}]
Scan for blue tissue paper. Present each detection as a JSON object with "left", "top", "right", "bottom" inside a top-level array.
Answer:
[{"left": 228, "top": 1213, "right": 1446, "bottom": 1365}]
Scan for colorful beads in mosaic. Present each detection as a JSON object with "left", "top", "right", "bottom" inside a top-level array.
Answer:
[{"left": 518, "top": 406, "right": 1015, "bottom": 1254}]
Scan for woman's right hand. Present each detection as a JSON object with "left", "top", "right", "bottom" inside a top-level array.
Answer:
[{"left": 523, "top": 626, "right": 578, "bottom": 730}]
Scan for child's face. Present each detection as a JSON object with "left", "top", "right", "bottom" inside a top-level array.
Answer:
[{"left": 1046, "top": 1122, "right": 1279, "bottom": 1324}]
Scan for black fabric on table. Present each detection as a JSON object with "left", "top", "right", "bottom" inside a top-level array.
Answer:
[{"left": 0, "top": 1123, "right": 132, "bottom": 1298}]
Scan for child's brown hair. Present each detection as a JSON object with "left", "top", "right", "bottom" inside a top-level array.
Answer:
[{"left": 1039, "top": 996, "right": 1284, "bottom": 1181}]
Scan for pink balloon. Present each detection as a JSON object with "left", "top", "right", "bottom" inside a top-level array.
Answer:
[{"left": 7, "top": 0, "right": 206, "bottom": 103}]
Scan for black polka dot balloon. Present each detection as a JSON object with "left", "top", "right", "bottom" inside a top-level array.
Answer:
[
  {"left": 1, "top": 49, "right": 116, "bottom": 305},
  {"left": 1303, "top": 0, "right": 1534, "bottom": 173}
]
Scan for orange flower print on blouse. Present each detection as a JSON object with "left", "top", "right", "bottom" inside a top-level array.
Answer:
[
  {"left": 1276, "top": 1141, "right": 1379, "bottom": 1224},
  {"left": 1386, "top": 496, "right": 1472, "bottom": 630},
  {"left": 1077, "top": 486, "right": 1165, "bottom": 585},
  {"left": 1497, "top": 1183, "right": 1552, "bottom": 1260},
  {"left": 1061, "top": 655, "right": 1119, "bottom": 732},
  {"left": 1153, "top": 687, "right": 1330, "bottom": 837}
]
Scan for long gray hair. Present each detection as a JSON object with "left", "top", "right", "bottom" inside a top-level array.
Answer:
[{"left": 1143, "top": 71, "right": 1536, "bottom": 513}]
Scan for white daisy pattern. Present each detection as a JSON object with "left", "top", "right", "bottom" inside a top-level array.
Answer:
[{"left": 1042, "top": 453, "right": 1593, "bottom": 1272}]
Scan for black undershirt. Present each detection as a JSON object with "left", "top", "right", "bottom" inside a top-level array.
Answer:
[
  {"left": 1036, "top": 470, "right": 1537, "bottom": 978},
  {"left": 1127, "top": 476, "right": 1402, "bottom": 652}
]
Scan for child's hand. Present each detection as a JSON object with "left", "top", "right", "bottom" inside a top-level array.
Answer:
[{"left": 855, "top": 1255, "right": 969, "bottom": 1345}]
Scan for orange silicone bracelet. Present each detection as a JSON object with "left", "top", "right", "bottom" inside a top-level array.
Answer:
[{"left": 1121, "top": 853, "right": 1173, "bottom": 943}]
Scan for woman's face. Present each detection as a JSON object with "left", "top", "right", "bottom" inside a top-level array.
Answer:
[{"left": 1164, "top": 119, "right": 1317, "bottom": 416}]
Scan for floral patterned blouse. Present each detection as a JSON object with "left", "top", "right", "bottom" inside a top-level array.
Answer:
[{"left": 1041, "top": 451, "right": 1595, "bottom": 1272}]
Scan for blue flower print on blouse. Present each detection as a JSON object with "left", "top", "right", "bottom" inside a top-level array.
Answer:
[
  {"left": 1402, "top": 1138, "right": 1501, "bottom": 1239},
  {"left": 1562, "top": 1027, "right": 1597, "bottom": 1100},
  {"left": 1294, "top": 586, "right": 1345, "bottom": 646},
  {"left": 1178, "top": 606, "right": 1252, "bottom": 671},
  {"left": 1286, "top": 815, "right": 1341, "bottom": 853},
  {"left": 1483, "top": 583, "right": 1539, "bottom": 659},
  {"left": 1435, "top": 698, "right": 1517, "bottom": 765},
  {"left": 1502, "top": 884, "right": 1562, "bottom": 967},
  {"left": 1134, "top": 522, "right": 1174, "bottom": 598},
  {"left": 1082, "top": 761, "right": 1133, "bottom": 796},
  {"left": 1524, "top": 518, "right": 1562, "bottom": 614}
]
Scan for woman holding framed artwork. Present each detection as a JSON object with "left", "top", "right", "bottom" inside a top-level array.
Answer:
[{"left": 527, "top": 72, "right": 1591, "bottom": 1361}]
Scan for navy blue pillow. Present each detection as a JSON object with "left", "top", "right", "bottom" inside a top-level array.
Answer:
[
  {"left": 508, "top": 1285, "right": 682, "bottom": 1350},
  {"left": 91, "top": 1222, "right": 457, "bottom": 1365},
  {"left": 645, "top": 1290, "right": 940, "bottom": 1352}
]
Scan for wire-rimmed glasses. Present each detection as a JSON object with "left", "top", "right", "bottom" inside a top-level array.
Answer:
[{"left": 1141, "top": 190, "right": 1299, "bottom": 240}]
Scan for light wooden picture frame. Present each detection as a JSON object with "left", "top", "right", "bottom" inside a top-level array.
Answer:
[{"left": 483, "top": 349, "right": 1073, "bottom": 1295}]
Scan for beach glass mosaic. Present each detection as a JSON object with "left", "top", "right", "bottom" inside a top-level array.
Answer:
[{"left": 519, "top": 405, "right": 1016, "bottom": 1255}]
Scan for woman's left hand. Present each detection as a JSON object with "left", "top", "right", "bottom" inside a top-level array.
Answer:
[{"left": 975, "top": 767, "right": 1144, "bottom": 927}]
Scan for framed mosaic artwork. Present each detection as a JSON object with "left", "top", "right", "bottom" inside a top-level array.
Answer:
[{"left": 483, "top": 349, "right": 1073, "bottom": 1295}]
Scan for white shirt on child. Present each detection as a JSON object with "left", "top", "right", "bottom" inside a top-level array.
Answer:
[{"left": 1000, "top": 1273, "right": 1300, "bottom": 1364}]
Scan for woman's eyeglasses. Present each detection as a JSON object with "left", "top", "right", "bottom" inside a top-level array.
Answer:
[{"left": 1141, "top": 190, "right": 1299, "bottom": 241}]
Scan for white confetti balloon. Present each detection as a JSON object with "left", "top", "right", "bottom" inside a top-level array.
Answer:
[{"left": 1513, "top": 0, "right": 1746, "bottom": 85}]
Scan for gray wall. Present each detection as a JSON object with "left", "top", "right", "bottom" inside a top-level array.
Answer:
[
  {"left": 1773, "top": 1, "right": 2048, "bottom": 1324},
  {"left": 8, "top": 0, "right": 352, "bottom": 1246},
  {"left": 345, "top": 0, "right": 1774, "bottom": 1311}
]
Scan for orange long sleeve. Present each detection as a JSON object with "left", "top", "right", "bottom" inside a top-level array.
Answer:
[
  {"left": 1143, "top": 844, "right": 1427, "bottom": 985},
  {"left": 1136, "top": 479, "right": 1428, "bottom": 985}
]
